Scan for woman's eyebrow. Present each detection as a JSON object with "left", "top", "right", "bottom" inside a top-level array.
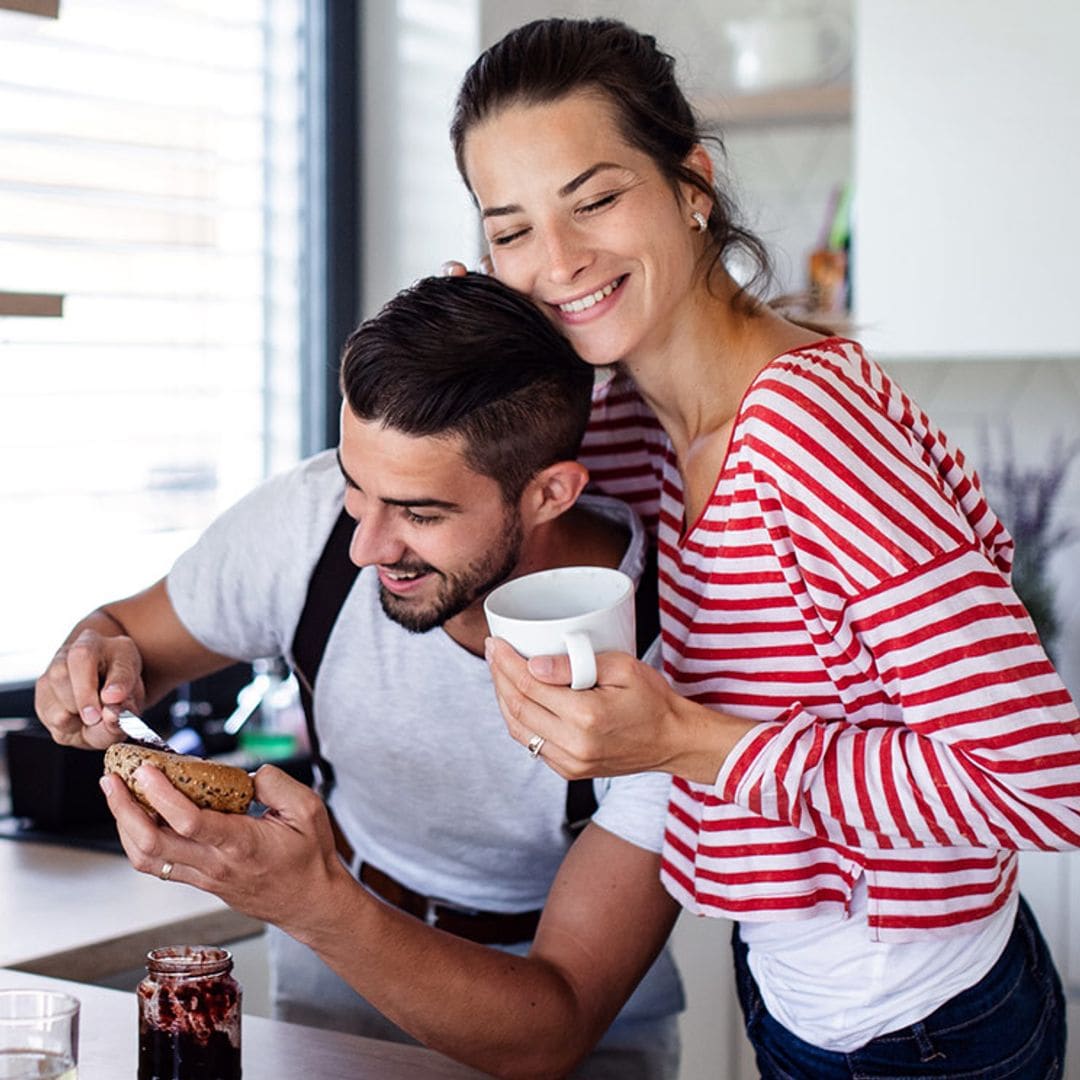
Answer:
[
  {"left": 558, "top": 162, "right": 622, "bottom": 197},
  {"left": 480, "top": 162, "right": 624, "bottom": 218}
]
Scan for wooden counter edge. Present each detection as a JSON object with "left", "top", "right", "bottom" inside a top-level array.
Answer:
[{"left": 9, "top": 908, "right": 263, "bottom": 982}]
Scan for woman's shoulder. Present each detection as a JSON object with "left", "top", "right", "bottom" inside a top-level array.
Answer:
[{"left": 738, "top": 337, "right": 902, "bottom": 443}]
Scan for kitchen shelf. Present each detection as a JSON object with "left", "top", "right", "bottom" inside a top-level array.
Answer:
[
  {"left": 0, "top": 0, "right": 60, "bottom": 16},
  {"left": 695, "top": 83, "right": 851, "bottom": 128},
  {"left": 0, "top": 291, "right": 64, "bottom": 317}
]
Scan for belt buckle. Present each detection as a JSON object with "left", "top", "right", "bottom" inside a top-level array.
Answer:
[
  {"left": 423, "top": 895, "right": 440, "bottom": 927},
  {"left": 424, "top": 894, "right": 482, "bottom": 929}
]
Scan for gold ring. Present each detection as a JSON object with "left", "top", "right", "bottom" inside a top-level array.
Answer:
[
  {"left": 526, "top": 734, "right": 545, "bottom": 759},
  {"left": 159, "top": 861, "right": 174, "bottom": 882}
]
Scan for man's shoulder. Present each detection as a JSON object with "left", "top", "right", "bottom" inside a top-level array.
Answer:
[
  {"left": 260, "top": 449, "right": 344, "bottom": 504},
  {"left": 575, "top": 493, "right": 648, "bottom": 582}
]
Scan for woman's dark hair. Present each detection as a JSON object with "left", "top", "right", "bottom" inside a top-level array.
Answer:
[
  {"left": 450, "top": 17, "right": 773, "bottom": 298},
  {"left": 340, "top": 273, "right": 594, "bottom": 504}
]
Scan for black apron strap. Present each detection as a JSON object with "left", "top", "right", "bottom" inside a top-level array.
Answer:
[
  {"left": 634, "top": 543, "right": 661, "bottom": 656},
  {"left": 290, "top": 508, "right": 360, "bottom": 797}
]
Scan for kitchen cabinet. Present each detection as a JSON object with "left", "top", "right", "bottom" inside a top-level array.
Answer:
[{"left": 853, "top": 0, "right": 1080, "bottom": 359}]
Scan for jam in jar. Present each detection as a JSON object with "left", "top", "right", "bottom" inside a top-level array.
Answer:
[{"left": 137, "top": 945, "right": 241, "bottom": 1080}]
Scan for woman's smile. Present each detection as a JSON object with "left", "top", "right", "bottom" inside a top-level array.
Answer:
[{"left": 550, "top": 274, "right": 628, "bottom": 321}]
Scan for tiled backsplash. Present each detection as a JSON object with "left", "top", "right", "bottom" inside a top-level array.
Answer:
[
  {"left": 725, "top": 124, "right": 852, "bottom": 298},
  {"left": 881, "top": 357, "right": 1080, "bottom": 699}
]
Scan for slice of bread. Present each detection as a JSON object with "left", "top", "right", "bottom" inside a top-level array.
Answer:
[{"left": 104, "top": 743, "right": 254, "bottom": 815}]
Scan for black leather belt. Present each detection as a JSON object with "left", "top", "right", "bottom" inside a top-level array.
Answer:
[{"left": 331, "top": 812, "right": 541, "bottom": 945}]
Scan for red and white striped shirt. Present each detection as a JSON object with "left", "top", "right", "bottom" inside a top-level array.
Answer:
[{"left": 579, "top": 339, "right": 1080, "bottom": 942}]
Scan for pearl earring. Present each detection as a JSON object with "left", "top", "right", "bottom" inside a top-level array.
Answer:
[{"left": 691, "top": 211, "right": 708, "bottom": 233}]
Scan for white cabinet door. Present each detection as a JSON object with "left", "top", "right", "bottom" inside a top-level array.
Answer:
[{"left": 853, "top": 0, "right": 1080, "bottom": 359}]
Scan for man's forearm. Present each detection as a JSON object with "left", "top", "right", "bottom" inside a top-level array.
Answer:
[
  {"left": 292, "top": 873, "right": 626, "bottom": 1079},
  {"left": 42, "top": 582, "right": 234, "bottom": 732}
]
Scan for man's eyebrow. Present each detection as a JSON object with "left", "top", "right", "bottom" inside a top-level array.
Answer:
[
  {"left": 335, "top": 450, "right": 461, "bottom": 512},
  {"left": 480, "top": 162, "right": 624, "bottom": 219},
  {"left": 335, "top": 449, "right": 359, "bottom": 489},
  {"left": 382, "top": 496, "right": 462, "bottom": 512}
]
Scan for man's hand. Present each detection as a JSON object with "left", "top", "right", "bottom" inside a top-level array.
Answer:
[
  {"left": 99, "top": 764, "right": 348, "bottom": 932},
  {"left": 35, "top": 581, "right": 236, "bottom": 752},
  {"left": 35, "top": 627, "right": 145, "bottom": 750}
]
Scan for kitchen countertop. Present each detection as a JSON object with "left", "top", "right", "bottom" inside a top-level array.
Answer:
[
  {"left": 0, "top": 840, "right": 492, "bottom": 1077},
  {"left": 0, "top": 839, "right": 260, "bottom": 980},
  {"left": 0, "top": 969, "right": 488, "bottom": 1079}
]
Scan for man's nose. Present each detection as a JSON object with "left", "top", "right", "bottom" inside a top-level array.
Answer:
[{"left": 348, "top": 510, "right": 403, "bottom": 568}]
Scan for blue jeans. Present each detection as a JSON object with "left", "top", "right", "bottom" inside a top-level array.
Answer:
[{"left": 733, "top": 896, "right": 1066, "bottom": 1079}]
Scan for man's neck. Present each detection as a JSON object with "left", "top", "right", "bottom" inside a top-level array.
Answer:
[{"left": 443, "top": 504, "right": 630, "bottom": 657}]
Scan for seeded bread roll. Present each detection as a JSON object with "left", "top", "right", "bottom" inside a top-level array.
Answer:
[{"left": 104, "top": 743, "right": 254, "bottom": 815}]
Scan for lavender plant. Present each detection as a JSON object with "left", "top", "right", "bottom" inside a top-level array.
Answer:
[{"left": 978, "top": 430, "right": 1080, "bottom": 661}]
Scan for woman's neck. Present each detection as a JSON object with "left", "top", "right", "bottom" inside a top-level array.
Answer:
[{"left": 622, "top": 274, "right": 824, "bottom": 460}]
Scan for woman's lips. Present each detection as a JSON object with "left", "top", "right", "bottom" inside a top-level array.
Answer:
[{"left": 551, "top": 275, "right": 627, "bottom": 323}]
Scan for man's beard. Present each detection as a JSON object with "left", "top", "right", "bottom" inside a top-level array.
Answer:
[{"left": 378, "top": 513, "right": 524, "bottom": 633}]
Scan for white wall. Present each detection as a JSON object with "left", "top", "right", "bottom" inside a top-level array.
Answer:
[
  {"left": 853, "top": 0, "right": 1080, "bottom": 359},
  {"left": 360, "top": 0, "right": 480, "bottom": 318}
]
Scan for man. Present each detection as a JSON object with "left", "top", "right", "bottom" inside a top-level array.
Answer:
[{"left": 35, "top": 274, "right": 683, "bottom": 1080}]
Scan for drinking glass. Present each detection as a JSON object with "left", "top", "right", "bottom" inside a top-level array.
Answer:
[{"left": 0, "top": 990, "right": 79, "bottom": 1079}]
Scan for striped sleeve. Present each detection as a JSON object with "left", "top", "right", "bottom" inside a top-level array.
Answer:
[
  {"left": 717, "top": 547, "right": 1080, "bottom": 851},
  {"left": 715, "top": 348, "right": 1080, "bottom": 853}
]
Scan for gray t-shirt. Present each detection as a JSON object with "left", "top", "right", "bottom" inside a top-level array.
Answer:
[{"left": 167, "top": 450, "right": 674, "bottom": 910}]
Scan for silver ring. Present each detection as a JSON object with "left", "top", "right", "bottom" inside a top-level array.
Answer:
[
  {"left": 159, "top": 861, "right": 174, "bottom": 882},
  {"left": 526, "top": 734, "right": 545, "bottom": 759}
]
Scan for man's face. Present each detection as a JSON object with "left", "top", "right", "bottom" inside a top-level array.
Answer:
[{"left": 338, "top": 406, "right": 523, "bottom": 633}]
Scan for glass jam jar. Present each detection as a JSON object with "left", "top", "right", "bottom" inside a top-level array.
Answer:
[{"left": 137, "top": 945, "right": 242, "bottom": 1080}]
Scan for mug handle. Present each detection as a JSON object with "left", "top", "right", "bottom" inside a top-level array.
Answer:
[{"left": 564, "top": 630, "right": 598, "bottom": 690}]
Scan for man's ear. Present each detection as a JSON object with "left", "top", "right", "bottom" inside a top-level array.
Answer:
[{"left": 519, "top": 460, "right": 590, "bottom": 527}]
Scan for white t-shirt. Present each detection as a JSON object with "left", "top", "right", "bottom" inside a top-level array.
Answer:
[
  {"left": 743, "top": 879, "right": 1016, "bottom": 1051},
  {"left": 167, "top": 451, "right": 683, "bottom": 1019}
]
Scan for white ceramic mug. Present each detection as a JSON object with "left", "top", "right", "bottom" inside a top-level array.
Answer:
[{"left": 484, "top": 566, "right": 636, "bottom": 690}]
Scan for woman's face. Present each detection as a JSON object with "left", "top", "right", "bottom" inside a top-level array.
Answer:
[{"left": 462, "top": 90, "right": 706, "bottom": 367}]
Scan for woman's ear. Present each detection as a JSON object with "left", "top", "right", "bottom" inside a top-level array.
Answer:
[
  {"left": 681, "top": 143, "right": 715, "bottom": 216},
  {"left": 519, "top": 460, "right": 590, "bottom": 528}
]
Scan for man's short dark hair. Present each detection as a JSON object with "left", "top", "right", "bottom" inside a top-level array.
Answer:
[{"left": 340, "top": 273, "right": 594, "bottom": 503}]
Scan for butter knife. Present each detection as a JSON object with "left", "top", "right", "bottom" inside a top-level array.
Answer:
[{"left": 117, "top": 710, "right": 176, "bottom": 753}]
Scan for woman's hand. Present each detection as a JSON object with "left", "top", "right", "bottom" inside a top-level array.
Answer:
[
  {"left": 486, "top": 637, "right": 753, "bottom": 783},
  {"left": 441, "top": 256, "right": 493, "bottom": 277}
]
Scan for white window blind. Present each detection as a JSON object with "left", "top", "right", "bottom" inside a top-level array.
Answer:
[{"left": 0, "top": 0, "right": 308, "bottom": 683}]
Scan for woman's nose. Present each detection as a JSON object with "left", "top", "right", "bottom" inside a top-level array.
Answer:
[{"left": 543, "top": 224, "right": 591, "bottom": 285}]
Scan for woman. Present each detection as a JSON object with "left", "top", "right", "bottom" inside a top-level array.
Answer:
[{"left": 454, "top": 17, "right": 1080, "bottom": 1078}]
